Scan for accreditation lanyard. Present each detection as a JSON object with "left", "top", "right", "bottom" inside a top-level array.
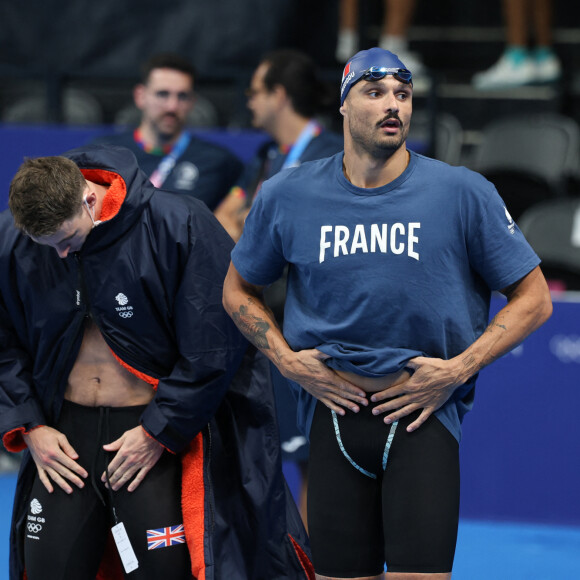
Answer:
[
  {"left": 281, "top": 120, "right": 320, "bottom": 170},
  {"left": 148, "top": 132, "right": 191, "bottom": 188},
  {"left": 247, "top": 120, "right": 321, "bottom": 203}
]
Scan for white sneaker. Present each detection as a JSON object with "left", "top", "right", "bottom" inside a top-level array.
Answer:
[
  {"left": 378, "top": 36, "right": 430, "bottom": 91},
  {"left": 392, "top": 49, "right": 430, "bottom": 92},
  {"left": 378, "top": 35, "right": 425, "bottom": 75},
  {"left": 336, "top": 29, "right": 358, "bottom": 63},
  {"left": 535, "top": 53, "right": 562, "bottom": 83},
  {"left": 472, "top": 52, "right": 536, "bottom": 90},
  {"left": 394, "top": 49, "right": 426, "bottom": 76}
]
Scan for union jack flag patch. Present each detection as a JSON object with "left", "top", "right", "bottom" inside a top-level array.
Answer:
[{"left": 146, "top": 524, "right": 186, "bottom": 550}]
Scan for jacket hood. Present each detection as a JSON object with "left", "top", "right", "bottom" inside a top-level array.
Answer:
[{"left": 63, "top": 144, "right": 155, "bottom": 251}]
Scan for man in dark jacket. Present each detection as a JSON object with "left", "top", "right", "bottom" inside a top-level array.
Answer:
[
  {"left": 92, "top": 53, "right": 243, "bottom": 212},
  {"left": 0, "top": 144, "right": 313, "bottom": 580}
]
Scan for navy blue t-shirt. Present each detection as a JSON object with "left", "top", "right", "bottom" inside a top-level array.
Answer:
[
  {"left": 92, "top": 132, "right": 243, "bottom": 211},
  {"left": 232, "top": 150, "right": 541, "bottom": 441}
]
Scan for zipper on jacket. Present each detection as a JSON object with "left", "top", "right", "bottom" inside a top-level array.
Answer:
[{"left": 45, "top": 254, "right": 88, "bottom": 421}]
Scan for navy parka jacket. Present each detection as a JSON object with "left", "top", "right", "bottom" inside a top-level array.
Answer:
[{"left": 0, "top": 145, "right": 313, "bottom": 579}]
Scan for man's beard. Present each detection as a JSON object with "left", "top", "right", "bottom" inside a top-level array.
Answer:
[
  {"left": 348, "top": 113, "right": 408, "bottom": 158},
  {"left": 154, "top": 113, "right": 184, "bottom": 142}
]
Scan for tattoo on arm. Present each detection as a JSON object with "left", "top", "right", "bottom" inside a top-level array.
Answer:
[
  {"left": 247, "top": 295, "right": 282, "bottom": 331},
  {"left": 486, "top": 314, "right": 507, "bottom": 333},
  {"left": 231, "top": 305, "right": 271, "bottom": 349},
  {"left": 272, "top": 346, "right": 284, "bottom": 367},
  {"left": 477, "top": 313, "right": 509, "bottom": 368},
  {"left": 461, "top": 353, "right": 478, "bottom": 375}
]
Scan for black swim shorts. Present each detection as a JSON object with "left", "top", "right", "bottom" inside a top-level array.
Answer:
[{"left": 307, "top": 400, "right": 460, "bottom": 577}]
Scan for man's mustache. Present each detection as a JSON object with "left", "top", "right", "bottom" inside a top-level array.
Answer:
[{"left": 377, "top": 113, "right": 402, "bottom": 127}]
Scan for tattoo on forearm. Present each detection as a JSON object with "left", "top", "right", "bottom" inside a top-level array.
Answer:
[
  {"left": 477, "top": 313, "right": 510, "bottom": 369},
  {"left": 272, "top": 346, "right": 284, "bottom": 367},
  {"left": 462, "top": 353, "right": 478, "bottom": 374},
  {"left": 247, "top": 295, "right": 282, "bottom": 331},
  {"left": 486, "top": 314, "right": 507, "bottom": 333},
  {"left": 232, "top": 305, "right": 271, "bottom": 349}
]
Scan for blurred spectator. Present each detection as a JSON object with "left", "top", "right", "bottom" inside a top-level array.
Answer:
[
  {"left": 472, "top": 0, "right": 561, "bottom": 90},
  {"left": 335, "top": 0, "right": 425, "bottom": 76},
  {"left": 215, "top": 49, "right": 343, "bottom": 242},
  {"left": 92, "top": 53, "right": 242, "bottom": 211}
]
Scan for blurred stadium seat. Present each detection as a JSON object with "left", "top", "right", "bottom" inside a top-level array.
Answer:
[
  {"left": 518, "top": 197, "right": 580, "bottom": 291},
  {"left": 472, "top": 113, "right": 580, "bottom": 219}
]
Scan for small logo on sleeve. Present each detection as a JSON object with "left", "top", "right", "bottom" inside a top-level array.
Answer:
[{"left": 504, "top": 207, "right": 515, "bottom": 235}]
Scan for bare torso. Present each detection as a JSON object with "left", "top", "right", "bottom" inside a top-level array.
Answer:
[
  {"left": 65, "top": 319, "right": 154, "bottom": 407},
  {"left": 335, "top": 367, "right": 411, "bottom": 393}
]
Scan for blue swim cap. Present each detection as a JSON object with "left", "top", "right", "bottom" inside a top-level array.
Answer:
[{"left": 340, "top": 47, "right": 411, "bottom": 106}]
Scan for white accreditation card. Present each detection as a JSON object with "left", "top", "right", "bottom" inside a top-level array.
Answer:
[{"left": 112, "top": 522, "right": 139, "bottom": 573}]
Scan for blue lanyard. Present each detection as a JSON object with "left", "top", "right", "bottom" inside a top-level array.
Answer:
[
  {"left": 149, "top": 132, "right": 191, "bottom": 188},
  {"left": 281, "top": 120, "right": 320, "bottom": 170}
]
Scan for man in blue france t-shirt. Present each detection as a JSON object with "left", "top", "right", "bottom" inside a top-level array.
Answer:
[{"left": 223, "top": 47, "right": 553, "bottom": 580}]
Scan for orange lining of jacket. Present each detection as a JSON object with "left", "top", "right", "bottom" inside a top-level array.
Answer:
[{"left": 81, "top": 168, "right": 127, "bottom": 222}]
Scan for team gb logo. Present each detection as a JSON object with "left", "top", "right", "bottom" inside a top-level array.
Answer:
[
  {"left": 115, "top": 293, "right": 129, "bottom": 305},
  {"left": 115, "top": 293, "right": 134, "bottom": 318}
]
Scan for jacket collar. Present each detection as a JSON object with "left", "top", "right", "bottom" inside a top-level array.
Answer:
[{"left": 63, "top": 145, "right": 155, "bottom": 251}]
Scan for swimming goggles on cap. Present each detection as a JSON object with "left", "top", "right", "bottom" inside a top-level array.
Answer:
[{"left": 360, "top": 66, "right": 413, "bottom": 85}]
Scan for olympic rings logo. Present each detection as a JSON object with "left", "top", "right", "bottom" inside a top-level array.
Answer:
[
  {"left": 27, "top": 523, "right": 42, "bottom": 533},
  {"left": 118, "top": 311, "right": 134, "bottom": 318},
  {"left": 550, "top": 335, "right": 580, "bottom": 363}
]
